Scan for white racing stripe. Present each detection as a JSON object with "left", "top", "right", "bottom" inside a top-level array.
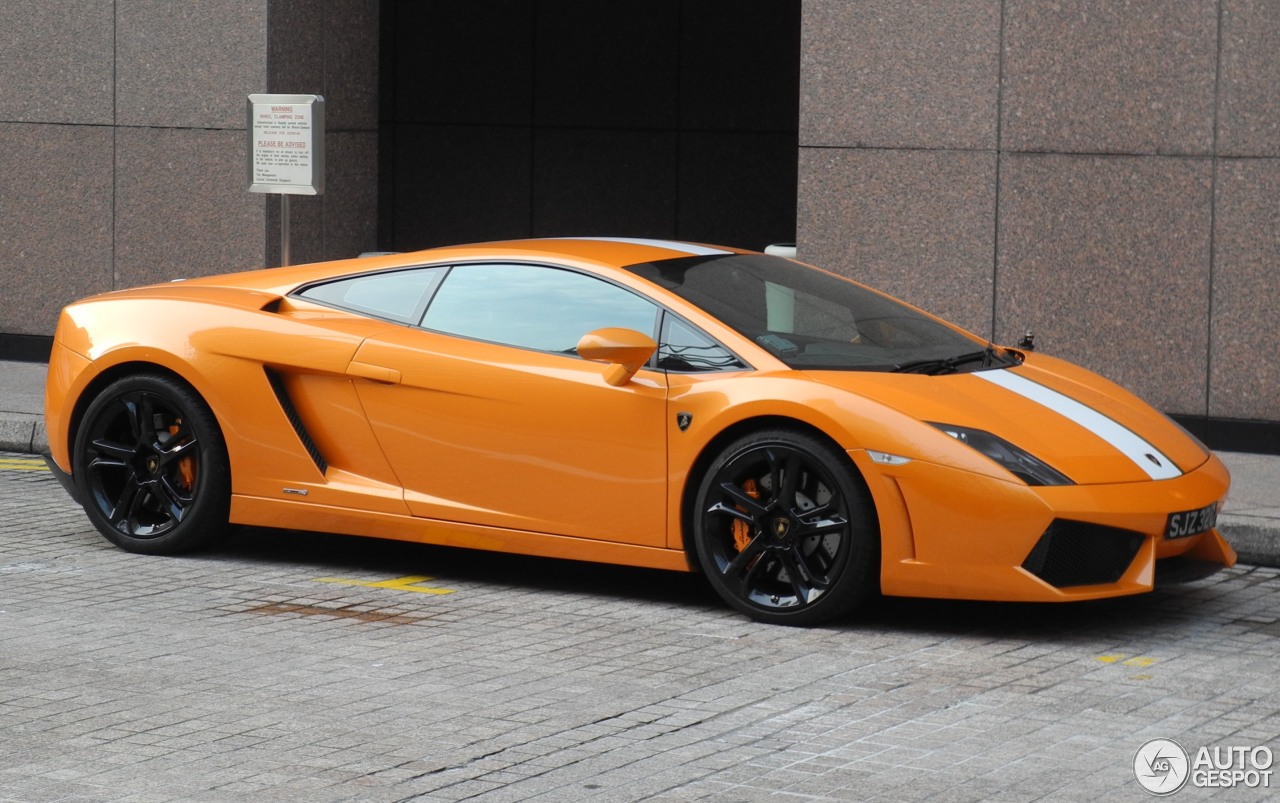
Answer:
[
  {"left": 977, "top": 370, "right": 1182, "bottom": 480},
  {"left": 564, "top": 237, "right": 732, "bottom": 256}
]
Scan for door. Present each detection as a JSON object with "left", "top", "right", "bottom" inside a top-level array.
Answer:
[{"left": 349, "top": 262, "right": 670, "bottom": 546}]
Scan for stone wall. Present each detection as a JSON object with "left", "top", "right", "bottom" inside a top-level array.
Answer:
[
  {"left": 0, "top": 0, "right": 379, "bottom": 340},
  {"left": 797, "top": 0, "right": 1280, "bottom": 423}
]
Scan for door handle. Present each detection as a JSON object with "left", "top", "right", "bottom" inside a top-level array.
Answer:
[{"left": 346, "top": 361, "right": 401, "bottom": 384}]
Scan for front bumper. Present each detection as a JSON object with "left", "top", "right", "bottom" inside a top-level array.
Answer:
[{"left": 862, "top": 449, "right": 1234, "bottom": 603}]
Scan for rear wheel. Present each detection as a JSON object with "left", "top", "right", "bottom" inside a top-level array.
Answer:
[
  {"left": 693, "top": 429, "right": 878, "bottom": 625},
  {"left": 73, "top": 374, "right": 230, "bottom": 554}
]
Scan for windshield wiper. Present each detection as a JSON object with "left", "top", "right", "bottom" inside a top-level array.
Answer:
[{"left": 893, "top": 344, "right": 1005, "bottom": 375}]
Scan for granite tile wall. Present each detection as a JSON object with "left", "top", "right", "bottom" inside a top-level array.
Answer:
[
  {"left": 995, "top": 154, "right": 1213, "bottom": 414},
  {"left": 1217, "top": 0, "right": 1280, "bottom": 157},
  {"left": 0, "top": 0, "right": 380, "bottom": 339},
  {"left": 0, "top": 125, "right": 114, "bottom": 336},
  {"left": 797, "top": 0, "right": 1002, "bottom": 340},
  {"left": 114, "top": 127, "right": 266, "bottom": 288},
  {"left": 0, "top": 0, "right": 116, "bottom": 338},
  {"left": 265, "top": 0, "right": 381, "bottom": 265},
  {"left": 1211, "top": 159, "right": 1280, "bottom": 421},
  {"left": 0, "top": 0, "right": 114, "bottom": 125},
  {"left": 1000, "top": 0, "right": 1218, "bottom": 155},
  {"left": 116, "top": 0, "right": 268, "bottom": 130},
  {"left": 800, "top": 0, "right": 1001, "bottom": 151},
  {"left": 798, "top": 148, "right": 997, "bottom": 338},
  {"left": 799, "top": 0, "right": 1280, "bottom": 424}
]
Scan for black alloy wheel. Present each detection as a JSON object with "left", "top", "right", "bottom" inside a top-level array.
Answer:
[
  {"left": 73, "top": 374, "right": 230, "bottom": 554},
  {"left": 693, "top": 429, "right": 878, "bottom": 625}
]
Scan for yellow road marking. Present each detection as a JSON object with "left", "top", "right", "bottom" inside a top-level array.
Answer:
[
  {"left": 1095, "top": 655, "right": 1157, "bottom": 671},
  {"left": 313, "top": 575, "right": 455, "bottom": 595},
  {"left": 0, "top": 457, "right": 49, "bottom": 472}
]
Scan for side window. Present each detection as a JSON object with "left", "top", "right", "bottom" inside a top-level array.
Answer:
[
  {"left": 658, "top": 315, "right": 744, "bottom": 372},
  {"left": 296, "top": 267, "right": 446, "bottom": 324},
  {"left": 422, "top": 263, "right": 659, "bottom": 353}
]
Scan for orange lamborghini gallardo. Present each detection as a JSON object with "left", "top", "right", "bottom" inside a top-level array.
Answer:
[{"left": 43, "top": 238, "right": 1235, "bottom": 625}]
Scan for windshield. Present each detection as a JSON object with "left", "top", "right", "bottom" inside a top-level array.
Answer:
[{"left": 626, "top": 253, "right": 1009, "bottom": 372}]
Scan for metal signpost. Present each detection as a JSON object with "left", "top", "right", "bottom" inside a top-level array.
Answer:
[{"left": 247, "top": 94, "right": 325, "bottom": 266}]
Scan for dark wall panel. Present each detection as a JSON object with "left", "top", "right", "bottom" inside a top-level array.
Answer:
[
  {"left": 533, "top": 129, "right": 678, "bottom": 237},
  {"left": 678, "top": 132, "right": 798, "bottom": 251},
  {"left": 680, "top": 0, "right": 802, "bottom": 132},
  {"left": 534, "top": 0, "right": 680, "bottom": 130},
  {"left": 390, "top": 0, "right": 534, "bottom": 126},
  {"left": 392, "top": 125, "right": 533, "bottom": 250},
  {"left": 381, "top": 0, "right": 800, "bottom": 251}
]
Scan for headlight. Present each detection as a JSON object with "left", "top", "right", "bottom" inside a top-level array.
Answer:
[{"left": 929, "top": 423, "right": 1074, "bottom": 486}]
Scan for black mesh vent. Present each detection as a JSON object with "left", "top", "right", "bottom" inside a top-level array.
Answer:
[
  {"left": 265, "top": 369, "right": 327, "bottom": 474},
  {"left": 1022, "top": 520, "right": 1145, "bottom": 588}
]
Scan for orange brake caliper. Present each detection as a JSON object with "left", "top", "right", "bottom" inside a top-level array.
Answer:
[
  {"left": 169, "top": 422, "right": 196, "bottom": 489},
  {"left": 732, "top": 478, "right": 760, "bottom": 552}
]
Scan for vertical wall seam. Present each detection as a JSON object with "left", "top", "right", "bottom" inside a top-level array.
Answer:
[
  {"left": 321, "top": 1, "right": 329, "bottom": 260},
  {"left": 315, "top": 1, "right": 323, "bottom": 260},
  {"left": 264, "top": 1, "right": 273, "bottom": 262},
  {"left": 1206, "top": 0, "right": 1224, "bottom": 421},
  {"left": 111, "top": 0, "right": 118, "bottom": 290},
  {"left": 529, "top": 2, "right": 538, "bottom": 237},
  {"left": 673, "top": 0, "right": 684, "bottom": 240},
  {"left": 380, "top": 0, "right": 395, "bottom": 251},
  {"left": 991, "top": 0, "right": 1008, "bottom": 341}
]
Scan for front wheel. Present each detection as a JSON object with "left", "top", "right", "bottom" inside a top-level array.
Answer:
[
  {"left": 73, "top": 373, "right": 231, "bottom": 554},
  {"left": 693, "top": 429, "right": 879, "bottom": 625}
]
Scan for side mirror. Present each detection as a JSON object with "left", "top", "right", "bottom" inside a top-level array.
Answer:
[{"left": 576, "top": 327, "right": 657, "bottom": 386}]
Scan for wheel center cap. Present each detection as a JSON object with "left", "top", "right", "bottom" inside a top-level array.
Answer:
[
  {"left": 146, "top": 456, "right": 159, "bottom": 474},
  {"left": 770, "top": 517, "right": 792, "bottom": 544}
]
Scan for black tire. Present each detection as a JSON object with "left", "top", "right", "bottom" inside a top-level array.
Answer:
[
  {"left": 72, "top": 373, "right": 231, "bottom": 554},
  {"left": 693, "top": 429, "right": 879, "bottom": 625}
]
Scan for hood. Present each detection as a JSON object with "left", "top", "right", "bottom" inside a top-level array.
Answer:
[{"left": 806, "top": 354, "right": 1210, "bottom": 485}]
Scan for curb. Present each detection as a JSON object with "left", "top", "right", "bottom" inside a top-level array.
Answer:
[
  {"left": 1220, "top": 523, "right": 1280, "bottom": 569},
  {"left": 0, "top": 412, "right": 46, "bottom": 454}
]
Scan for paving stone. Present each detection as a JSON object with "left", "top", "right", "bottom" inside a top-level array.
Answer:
[{"left": 1, "top": 453, "right": 1278, "bottom": 801}]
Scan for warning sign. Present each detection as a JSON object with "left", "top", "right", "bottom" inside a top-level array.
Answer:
[{"left": 247, "top": 94, "right": 325, "bottom": 195}]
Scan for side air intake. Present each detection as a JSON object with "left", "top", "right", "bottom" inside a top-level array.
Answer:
[{"left": 264, "top": 369, "right": 328, "bottom": 474}]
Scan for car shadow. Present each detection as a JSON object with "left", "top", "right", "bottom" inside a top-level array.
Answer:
[
  {"left": 203, "top": 525, "right": 722, "bottom": 610},
  {"left": 848, "top": 582, "right": 1231, "bottom": 642},
  {"left": 195, "top": 525, "right": 1239, "bottom": 639}
]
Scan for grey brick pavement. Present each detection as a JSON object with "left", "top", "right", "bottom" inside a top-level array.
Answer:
[{"left": 1, "top": 453, "right": 1278, "bottom": 802}]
